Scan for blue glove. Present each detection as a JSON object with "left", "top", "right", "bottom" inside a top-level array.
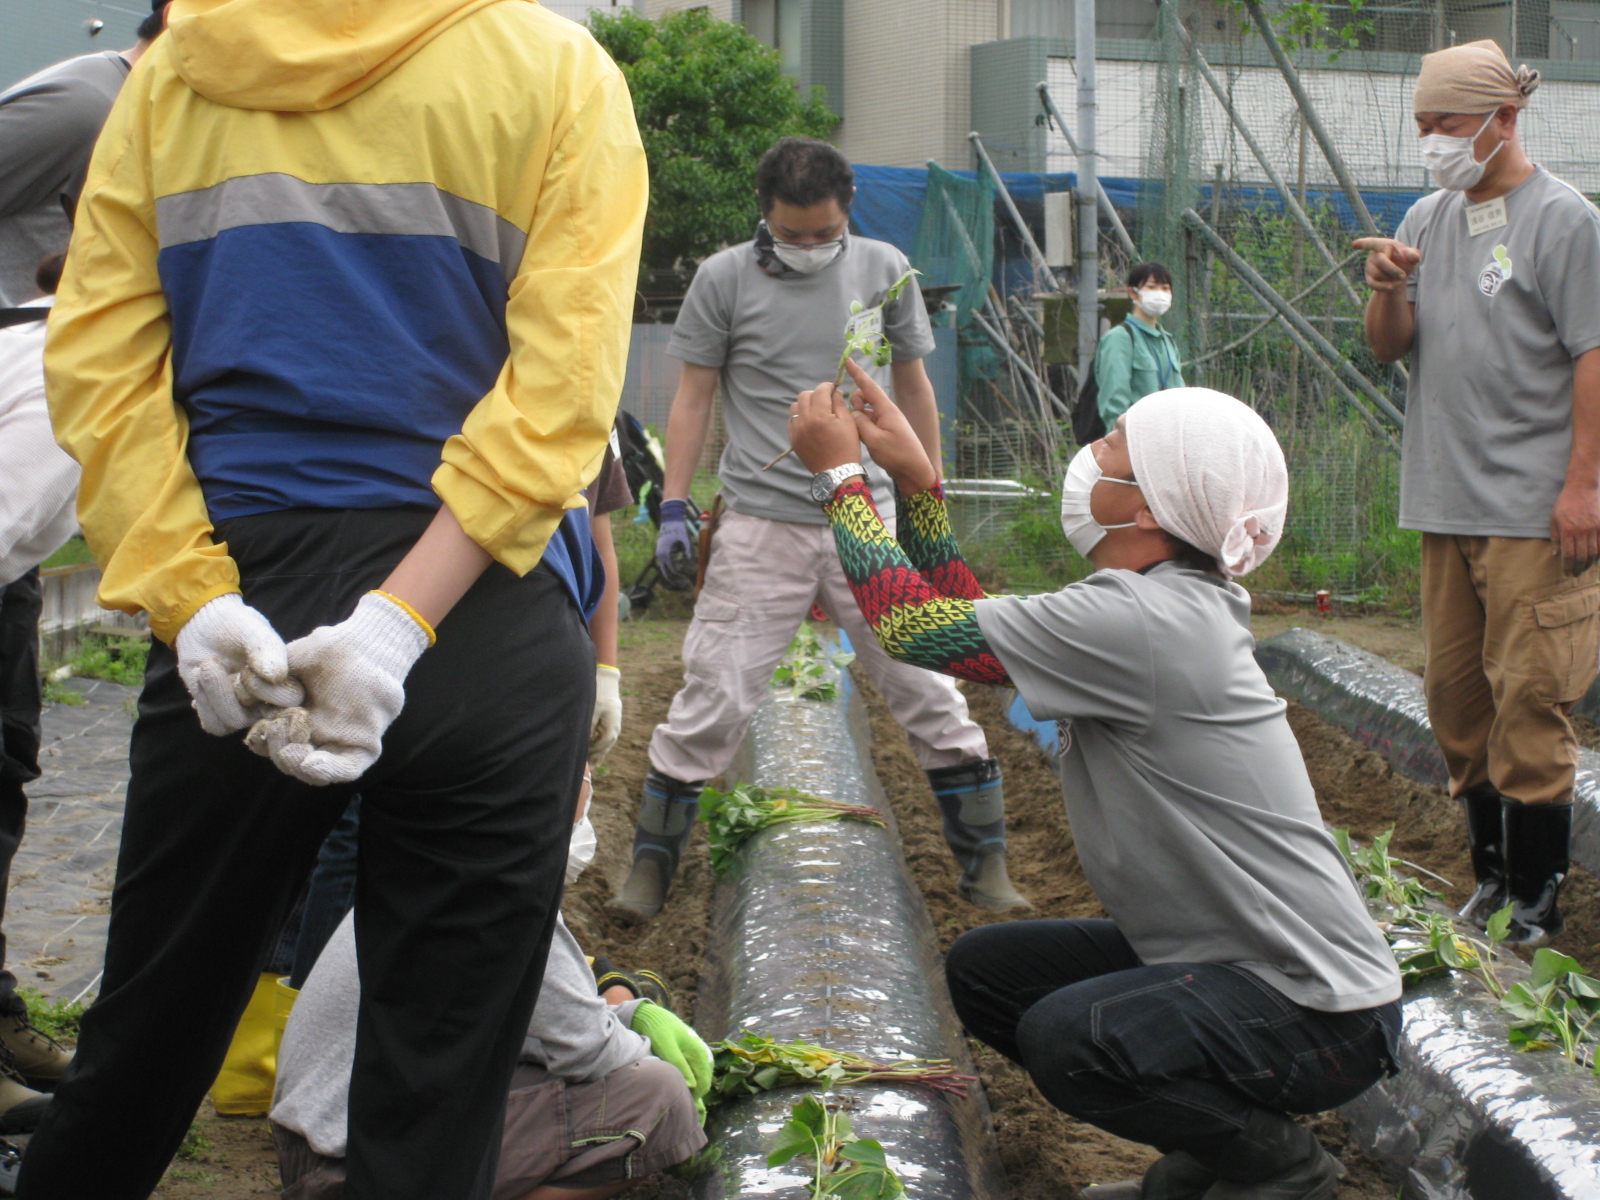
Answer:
[{"left": 655, "top": 498, "right": 697, "bottom": 590}]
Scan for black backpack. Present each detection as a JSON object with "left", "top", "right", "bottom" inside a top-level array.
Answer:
[{"left": 1071, "top": 355, "right": 1104, "bottom": 445}]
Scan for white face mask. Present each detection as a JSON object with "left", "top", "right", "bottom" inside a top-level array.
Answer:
[
  {"left": 566, "top": 812, "right": 597, "bottom": 884},
  {"left": 773, "top": 237, "right": 844, "bottom": 274},
  {"left": 1420, "top": 111, "right": 1503, "bottom": 191},
  {"left": 1059, "top": 443, "right": 1142, "bottom": 558},
  {"left": 1135, "top": 288, "right": 1173, "bottom": 318}
]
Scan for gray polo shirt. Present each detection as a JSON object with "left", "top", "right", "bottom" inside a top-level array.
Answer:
[
  {"left": 0, "top": 51, "right": 130, "bottom": 306},
  {"left": 975, "top": 563, "right": 1401, "bottom": 1013},
  {"left": 1396, "top": 167, "right": 1600, "bottom": 537},
  {"left": 668, "top": 236, "right": 935, "bottom": 526}
]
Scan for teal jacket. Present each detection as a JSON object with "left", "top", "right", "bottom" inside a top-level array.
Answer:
[{"left": 1095, "top": 315, "right": 1185, "bottom": 426}]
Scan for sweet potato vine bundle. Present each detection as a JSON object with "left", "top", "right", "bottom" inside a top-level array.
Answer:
[
  {"left": 698, "top": 783, "right": 885, "bottom": 876},
  {"left": 710, "top": 1032, "right": 976, "bottom": 1104}
]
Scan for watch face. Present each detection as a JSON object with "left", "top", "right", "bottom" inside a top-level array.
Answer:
[{"left": 810, "top": 472, "right": 835, "bottom": 503}]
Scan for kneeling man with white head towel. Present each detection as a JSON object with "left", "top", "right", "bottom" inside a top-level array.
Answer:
[{"left": 790, "top": 366, "right": 1402, "bottom": 1200}]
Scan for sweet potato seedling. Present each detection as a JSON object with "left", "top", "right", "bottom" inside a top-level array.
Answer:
[
  {"left": 711, "top": 1032, "right": 975, "bottom": 1104},
  {"left": 767, "top": 1093, "right": 904, "bottom": 1199},
  {"left": 763, "top": 269, "right": 920, "bottom": 471}
]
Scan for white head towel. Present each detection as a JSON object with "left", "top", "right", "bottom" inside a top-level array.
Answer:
[{"left": 1124, "top": 388, "right": 1288, "bottom": 578}]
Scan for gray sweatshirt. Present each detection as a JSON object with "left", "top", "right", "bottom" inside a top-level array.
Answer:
[
  {"left": 272, "top": 912, "right": 648, "bottom": 1157},
  {"left": 0, "top": 52, "right": 129, "bottom": 306}
]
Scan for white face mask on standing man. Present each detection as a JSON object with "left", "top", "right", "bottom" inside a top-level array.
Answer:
[
  {"left": 1420, "top": 110, "right": 1503, "bottom": 191},
  {"left": 1135, "top": 288, "right": 1173, "bottom": 319}
]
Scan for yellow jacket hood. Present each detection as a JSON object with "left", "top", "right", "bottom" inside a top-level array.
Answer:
[{"left": 166, "top": 0, "right": 507, "bottom": 111}]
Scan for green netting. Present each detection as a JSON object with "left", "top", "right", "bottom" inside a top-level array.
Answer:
[{"left": 910, "top": 163, "right": 998, "bottom": 402}]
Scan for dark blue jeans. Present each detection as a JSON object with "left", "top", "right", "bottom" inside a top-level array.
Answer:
[{"left": 945, "top": 919, "right": 1399, "bottom": 1156}]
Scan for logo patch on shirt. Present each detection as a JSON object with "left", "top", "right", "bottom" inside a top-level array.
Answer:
[{"left": 1477, "top": 244, "right": 1513, "bottom": 296}]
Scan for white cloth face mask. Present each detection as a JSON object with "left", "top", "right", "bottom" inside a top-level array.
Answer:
[
  {"left": 1059, "top": 442, "right": 1142, "bottom": 558},
  {"left": 1420, "top": 111, "right": 1502, "bottom": 191},
  {"left": 774, "top": 237, "right": 844, "bottom": 274},
  {"left": 566, "top": 812, "right": 597, "bottom": 884},
  {"left": 1135, "top": 288, "right": 1173, "bottom": 318}
]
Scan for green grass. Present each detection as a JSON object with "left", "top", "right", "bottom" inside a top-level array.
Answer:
[
  {"left": 62, "top": 634, "right": 149, "bottom": 686},
  {"left": 176, "top": 1122, "right": 212, "bottom": 1162},
  {"left": 39, "top": 536, "right": 93, "bottom": 570},
  {"left": 41, "top": 679, "right": 85, "bottom": 707},
  {"left": 18, "top": 987, "right": 87, "bottom": 1042}
]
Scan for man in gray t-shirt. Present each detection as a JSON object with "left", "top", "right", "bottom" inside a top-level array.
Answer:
[
  {"left": 1358, "top": 39, "right": 1600, "bottom": 948},
  {"left": 787, "top": 377, "right": 1401, "bottom": 1200},
  {"left": 612, "top": 138, "right": 1028, "bottom": 922},
  {"left": 0, "top": 0, "right": 169, "bottom": 307}
]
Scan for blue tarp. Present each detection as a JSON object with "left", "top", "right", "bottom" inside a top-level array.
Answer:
[{"left": 850, "top": 162, "right": 1424, "bottom": 270}]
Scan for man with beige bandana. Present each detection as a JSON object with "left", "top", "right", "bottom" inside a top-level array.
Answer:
[{"left": 1359, "top": 40, "right": 1600, "bottom": 948}]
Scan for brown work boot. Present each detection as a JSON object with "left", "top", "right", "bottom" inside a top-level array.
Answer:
[
  {"left": 0, "top": 1057, "right": 48, "bottom": 1135},
  {"left": 0, "top": 1010, "right": 73, "bottom": 1091}
]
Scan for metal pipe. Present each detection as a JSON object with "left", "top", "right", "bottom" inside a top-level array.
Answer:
[
  {"left": 1075, "top": 0, "right": 1099, "bottom": 377},
  {"left": 972, "top": 308, "right": 1071, "bottom": 422},
  {"left": 1183, "top": 208, "right": 1405, "bottom": 435},
  {"left": 1241, "top": 0, "right": 1380, "bottom": 238},
  {"left": 1035, "top": 82, "right": 1137, "bottom": 261},
  {"left": 968, "top": 132, "right": 1058, "bottom": 292},
  {"left": 1185, "top": 253, "right": 1361, "bottom": 365},
  {"left": 1168, "top": 10, "right": 1362, "bottom": 312}
]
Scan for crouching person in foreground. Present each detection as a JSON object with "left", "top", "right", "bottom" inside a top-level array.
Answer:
[
  {"left": 271, "top": 784, "right": 710, "bottom": 1200},
  {"left": 790, "top": 363, "right": 1402, "bottom": 1200}
]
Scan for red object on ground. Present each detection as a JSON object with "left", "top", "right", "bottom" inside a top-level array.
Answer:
[
  {"left": 810, "top": 603, "right": 829, "bottom": 622},
  {"left": 1315, "top": 590, "right": 1331, "bottom": 614}
]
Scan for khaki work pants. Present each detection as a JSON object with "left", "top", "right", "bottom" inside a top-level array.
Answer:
[
  {"left": 1421, "top": 534, "right": 1600, "bottom": 805},
  {"left": 648, "top": 509, "right": 989, "bottom": 782}
]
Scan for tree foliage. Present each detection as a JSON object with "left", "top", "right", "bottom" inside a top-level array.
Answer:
[{"left": 589, "top": 8, "right": 838, "bottom": 273}]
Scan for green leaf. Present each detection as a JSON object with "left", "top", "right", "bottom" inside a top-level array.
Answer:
[
  {"left": 839, "top": 1139, "right": 888, "bottom": 1169},
  {"left": 753, "top": 1065, "right": 782, "bottom": 1090},
  {"left": 1485, "top": 905, "right": 1513, "bottom": 947},
  {"left": 1564, "top": 972, "right": 1600, "bottom": 1000},
  {"left": 793, "top": 1094, "right": 828, "bottom": 1133},
  {"left": 1531, "top": 948, "right": 1584, "bottom": 990},
  {"left": 766, "top": 1122, "right": 814, "bottom": 1168}
]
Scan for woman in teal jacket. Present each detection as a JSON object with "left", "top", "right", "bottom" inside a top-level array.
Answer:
[{"left": 1095, "top": 262, "right": 1185, "bottom": 427}]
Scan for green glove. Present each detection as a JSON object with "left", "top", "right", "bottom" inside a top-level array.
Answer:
[{"left": 630, "top": 1000, "right": 713, "bottom": 1123}]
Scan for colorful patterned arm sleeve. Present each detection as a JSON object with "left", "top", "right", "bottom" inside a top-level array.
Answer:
[
  {"left": 826, "top": 479, "right": 1011, "bottom": 684},
  {"left": 895, "top": 483, "right": 987, "bottom": 601}
]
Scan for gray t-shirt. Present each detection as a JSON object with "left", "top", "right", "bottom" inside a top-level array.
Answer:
[
  {"left": 0, "top": 51, "right": 130, "bottom": 306},
  {"left": 1396, "top": 167, "right": 1600, "bottom": 537},
  {"left": 271, "top": 911, "right": 647, "bottom": 1158},
  {"left": 975, "top": 563, "right": 1401, "bottom": 1013},
  {"left": 668, "top": 235, "right": 936, "bottom": 526}
]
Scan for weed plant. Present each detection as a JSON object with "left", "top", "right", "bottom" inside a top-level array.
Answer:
[{"left": 18, "top": 988, "right": 87, "bottom": 1042}]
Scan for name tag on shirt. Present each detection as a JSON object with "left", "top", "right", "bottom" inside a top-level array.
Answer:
[{"left": 1464, "top": 196, "right": 1508, "bottom": 237}]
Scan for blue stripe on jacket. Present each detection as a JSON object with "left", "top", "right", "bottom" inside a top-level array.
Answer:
[{"left": 157, "top": 205, "right": 602, "bottom": 616}]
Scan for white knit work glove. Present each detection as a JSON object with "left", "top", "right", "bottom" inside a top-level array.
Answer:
[
  {"left": 591, "top": 665, "right": 622, "bottom": 760},
  {"left": 174, "top": 593, "right": 304, "bottom": 735},
  {"left": 244, "top": 592, "right": 431, "bottom": 786}
]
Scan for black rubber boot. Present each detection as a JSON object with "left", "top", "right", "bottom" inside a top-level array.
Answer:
[
  {"left": 1190, "top": 1110, "right": 1342, "bottom": 1200},
  {"left": 608, "top": 770, "right": 705, "bottom": 923},
  {"left": 1081, "top": 1152, "right": 1217, "bottom": 1199},
  {"left": 1457, "top": 785, "right": 1507, "bottom": 929},
  {"left": 1502, "top": 797, "right": 1572, "bottom": 947},
  {"left": 927, "top": 758, "right": 1031, "bottom": 912}
]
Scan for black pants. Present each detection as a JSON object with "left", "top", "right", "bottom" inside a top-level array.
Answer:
[
  {"left": 945, "top": 920, "right": 1399, "bottom": 1155},
  {"left": 0, "top": 569, "right": 43, "bottom": 1018},
  {"left": 17, "top": 508, "right": 594, "bottom": 1200}
]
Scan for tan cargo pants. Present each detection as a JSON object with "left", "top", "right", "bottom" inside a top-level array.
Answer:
[
  {"left": 1421, "top": 534, "right": 1600, "bottom": 805},
  {"left": 648, "top": 509, "right": 989, "bottom": 782}
]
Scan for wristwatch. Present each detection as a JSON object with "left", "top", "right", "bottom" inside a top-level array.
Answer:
[{"left": 810, "top": 463, "right": 867, "bottom": 505}]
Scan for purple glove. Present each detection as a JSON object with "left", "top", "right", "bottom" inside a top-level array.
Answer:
[{"left": 655, "top": 498, "right": 697, "bottom": 589}]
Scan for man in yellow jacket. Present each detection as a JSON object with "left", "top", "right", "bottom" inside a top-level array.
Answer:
[{"left": 27, "top": 2, "right": 645, "bottom": 1197}]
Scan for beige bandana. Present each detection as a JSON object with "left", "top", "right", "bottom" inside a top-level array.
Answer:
[{"left": 1415, "top": 39, "right": 1540, "bottom": 114}]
